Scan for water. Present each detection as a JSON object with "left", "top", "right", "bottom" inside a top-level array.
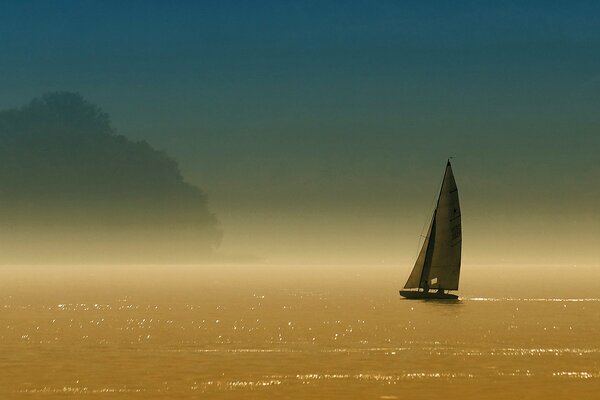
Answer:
[{"left": 1, "top": 264, "right": 599, "bottom": 399}]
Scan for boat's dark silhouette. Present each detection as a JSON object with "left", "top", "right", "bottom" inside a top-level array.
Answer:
[{"left": 400, "top": 160, "right": 462, "bottom": 300}]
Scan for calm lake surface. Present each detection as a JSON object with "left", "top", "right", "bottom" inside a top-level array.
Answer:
[{"left": 1, "top": 264, "right": 599, "bottom": 399}]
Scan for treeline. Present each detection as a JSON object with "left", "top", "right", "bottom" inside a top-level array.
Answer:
[{"left": 0, "top": 92, "right": 221, "bottom": 263}]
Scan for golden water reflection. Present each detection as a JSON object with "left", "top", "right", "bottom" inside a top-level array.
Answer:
[{"left": 1, "top": 264, "right": 599, "bottom": 399}]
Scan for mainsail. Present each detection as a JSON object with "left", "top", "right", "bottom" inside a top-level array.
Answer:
[{"left": 404, "top": 160, "right": 462, "bottom": 290}]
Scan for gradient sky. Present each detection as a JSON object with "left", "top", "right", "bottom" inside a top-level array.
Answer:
[{"left": 1, "top": 1, "right": 598, "bottom": 264}]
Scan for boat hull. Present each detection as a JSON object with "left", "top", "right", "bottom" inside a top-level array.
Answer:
[{"left": 399, "top": 290, "right": 459, "bottom": 300}]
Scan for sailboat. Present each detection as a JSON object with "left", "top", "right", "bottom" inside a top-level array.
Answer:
[{"left": 400, "top": 159, "right": 462, "bottom": 300}]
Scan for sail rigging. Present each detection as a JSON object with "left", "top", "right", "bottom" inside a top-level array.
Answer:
[{"left": 404, "top": 160, "right": 462, "bottom": 291}]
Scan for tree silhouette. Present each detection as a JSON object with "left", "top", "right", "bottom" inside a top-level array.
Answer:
[{"left": 0, "top": 92, "right": 221, "bottom": 262}]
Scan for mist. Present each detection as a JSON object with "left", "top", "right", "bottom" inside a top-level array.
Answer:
[
  {"left": 0, "top": 92, "right": 220, "bottom": 263},
  {"left": 0, "top": 2, "right": 598, "bottom": 268},
  {"left": 2, "top": 4, "right": 600, "bottom": 399},
  {"left": 0, "top": 91, "right": 597, "bottom": 267}
]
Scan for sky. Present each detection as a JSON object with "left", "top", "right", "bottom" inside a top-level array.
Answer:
[{"left": 0, "top": 1, "right": 598, "bottom": 265}]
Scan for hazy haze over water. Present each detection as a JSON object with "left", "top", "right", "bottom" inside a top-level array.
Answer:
[
  {"left": 0, "top": 1, "right": 599, "bottom": 265},
  {"left": 0, "top": 2, "right": 599, "bottom": 398}
]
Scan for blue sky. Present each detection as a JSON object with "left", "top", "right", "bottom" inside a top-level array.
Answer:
[{"left": 1, "top": 1, "right": 598, "bottom": 261}]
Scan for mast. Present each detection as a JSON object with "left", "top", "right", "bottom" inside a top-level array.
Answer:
[
  {"left": 404, "top": 159, "right": 462, "bottom": 291},
  {"left": 426, "top": 160, "right": 462, "bottom": 290}
]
